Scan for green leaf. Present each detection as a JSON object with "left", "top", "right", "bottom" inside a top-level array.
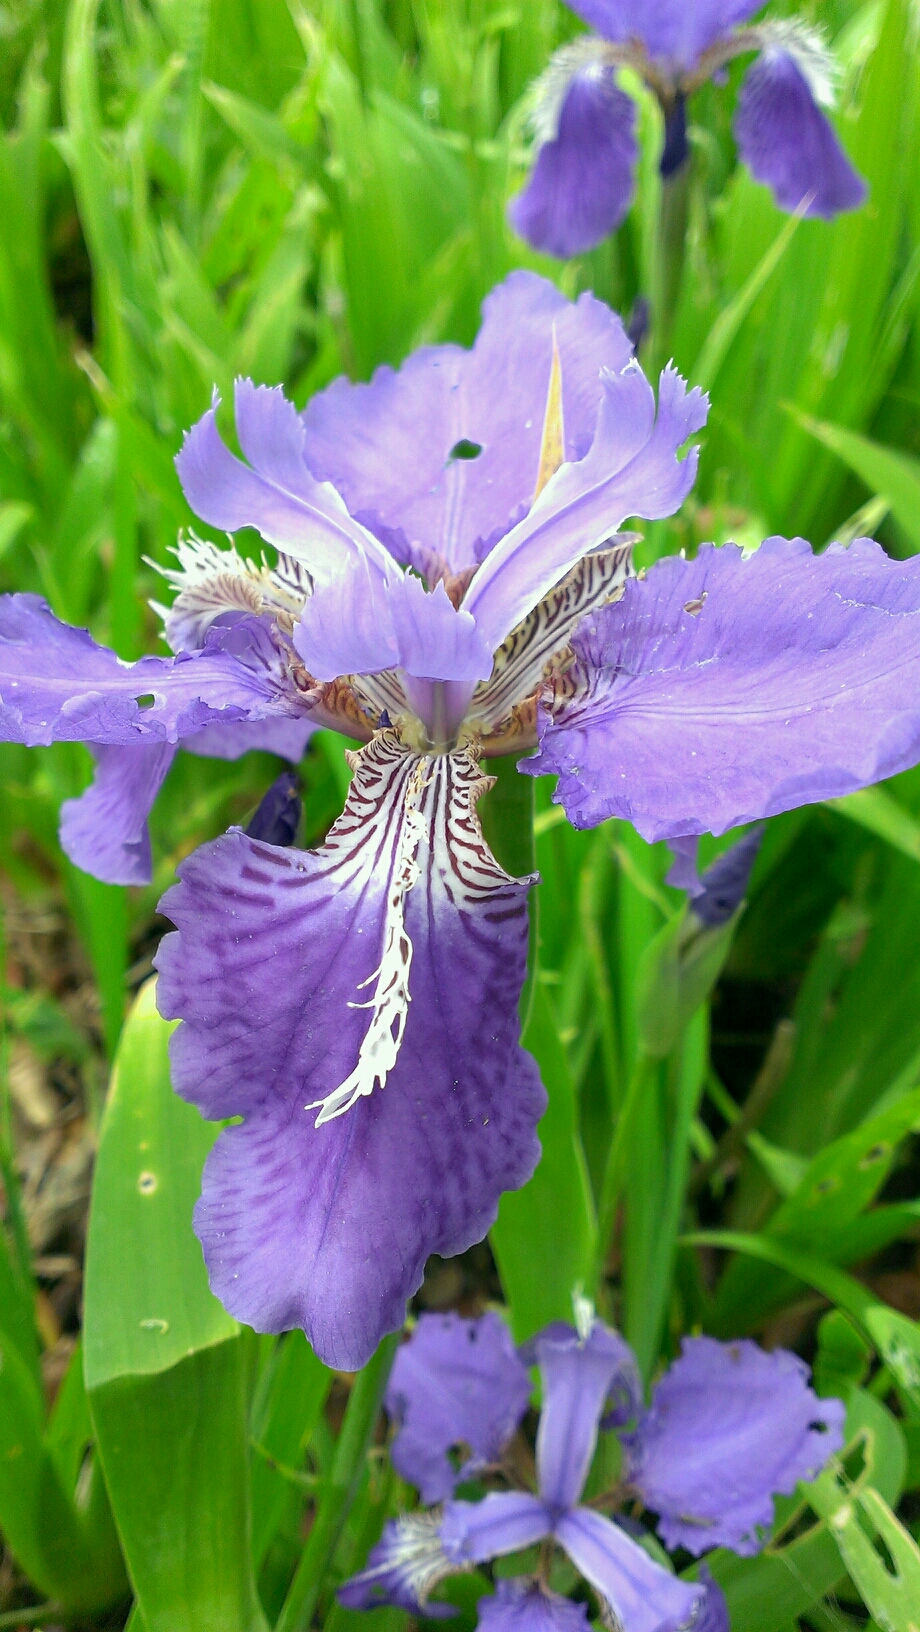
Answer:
[
  {"left": 809, "top": 1474, "right": 920, "bottom": 1632},
  {"left": 792, "top": 409, "right": 920, "bottom": 554},
  {"left": 249, "top": 1332, "right": 331, "bottom": 1571}
]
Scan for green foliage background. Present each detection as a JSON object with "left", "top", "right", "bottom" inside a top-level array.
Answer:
[{"left": 2, "top": 0, "right": 920, "bottom": 1627}]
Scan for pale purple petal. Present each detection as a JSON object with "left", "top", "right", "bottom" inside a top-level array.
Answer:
[
  {"left": 626, "top": 1336, "right": 846, "bottom": 1556},
  {"left": 59, "top": 743, "right": 176, "bottom": 886},
  {"left": 441, "top": 1494, "right": 550, "bottom": 1565},
  {"left": 555, "top": 1509, "right": 703, "bottom": 1632},
  {"left": 533, "top": 1322, "right": 641, "bottom": 1511},
  {"left": 567, "top": 2, "right": 762, "bottom": 68},
  {"left": 338, "top": 1514, "right": 457, "bottom": 1617},
  {"left": 0, "top": 594, "right": 281, "bottom": 747},
  {"left": 300, "top": 272, "right": 634, "bottom": 573},
  {"left": 477, "top": 1580, "right": 591, "bottom": 1632},
  {"left": 463, "top": 363, "right": 707, "bottom": 651},
  {"left": 664, "top": 836, "right": 704, "bottom": 897},
  {"left": 509, "top": 68, "right": 637, "bottom": 258},
  {"left": 386, "top": 1312, "right": 532, "bottom": 1503},
  {"left": 293, "top": 569, "right": 493, "bottom": 685},
  {"left": 693, "top": 1569, "right": 730, "bottom": 1632},
  {"left": 735, "top": 52, "right": 867, "bottom": 219},
  {"left": 185, "top": 717, "right": 315, "bottom": 761},
  {"left": 154, "top": 736, "right": 545, "bottom": 1371},
  {"left": 526, "top": 538, "right": 920, "bottom": 840},
  {"left": 175, "top": 381, "right": 395, "bottom": 588}
]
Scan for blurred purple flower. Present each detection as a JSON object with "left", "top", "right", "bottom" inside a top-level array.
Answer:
[
  {"left": 510, "top": 4, "right": 867, "bottom": 257},
  {"left": 4, "top": 273, "right": 920, "bottom": 1367},
  {"left": 341, "top": 1314, "right": 843, "bottom": 1632}
]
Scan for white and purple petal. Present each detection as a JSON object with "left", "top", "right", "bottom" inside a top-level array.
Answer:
[
  {"left": 527, "top": 538, "right": 920, "bottom": 840},
  {"left": 735, "top": 50, "right": 867, "bottom": 219},
  {"left": 386, "top": 1312, "right": 532, "bottom": 1504},
  {"left": 555, "top": 1508, "right": 703, "bottom": 1632},
  {"left": 338, "top": 1513, "right": 458, "bottom": 1617},
  {"left": 532, "top": 1321, "right": 642, "bottom": 1512},
  {"left": 175, "top": 381, "right": 396, "bottom": 588},
  {"left": 477, "top": 1580, "right": 592, "bottom": 1632},
  {"left": 625, "top": 1336, "right": 845, "bottom": 1556},
  {"left": 463, "top": 363, "right": 706, "bottom": 652},
  {"left": 441, "top": 1494, "right": 551, "bottom": 1565},
  {"left": 299, "top": 272, "right": 635, "bottom": 574},
  {"left": 509, "top": 60, "right": 638, "bottom": 258},
  {"left": 153, "top": 735, "right": 545, "bottom": 1370}
]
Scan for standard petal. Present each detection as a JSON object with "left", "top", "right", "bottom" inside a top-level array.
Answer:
[
  {"left": 293, "top": 568, "right": 493, "bottom": 685},
  {"left": 300, "top": 271, "right": 634, "bottom": 573},
  {"left": 463, "top": 363, "right": 707, "bottom": 651},
  {"left": 441, "top": 1494, "right": 550, "bottom": 1565},
  {"left": 555, "top": 1509, "right": 703, "bottom": 1632},
  {"left": 0, "top": 594, "right": 283, "bottom": 748},
  {"left": 509, "top": 65, "right": 637, "bottom": 258},
  {"left": 175, "top": 381, "right": 395, "bottom": 588},
  {"left": 566, "top": 2, "right": 762, "bottom": 67},
  {"left": 532, "top": 1321, "right": 642, "bottom": 1511},
  {"left": 154, "top": 735, "right": 545, "bottom": 1370},
  {"left": 338, "top": 1513, "right": 458, "bottom": 1617},
  {"left": 527, "top": 537, "right": 920, "bottom": 840},
  {"left": 59, "top": 742, "right": 177, "bottom": 886},
  {"left": 735, "top": 51, "right": 867, "bottom": 219},
  {"left": 386, "top": 1312, "right": 532, "bottom": 1504},
  {"left": 477, "top": 1579, "right": 592, "bottom": 1632},
  {"left": 626, "top": 1336, "right": 845, "bottom": 1556}
]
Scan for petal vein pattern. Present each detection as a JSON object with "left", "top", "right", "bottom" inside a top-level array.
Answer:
[{"left": 153, "top": 732, "right": 546, "bottom": 1369}]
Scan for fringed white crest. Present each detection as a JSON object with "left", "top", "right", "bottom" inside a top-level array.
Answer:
[
  {"left": 750, "top": 19, "right": 838, "bottom": 107},
  {"left": 306, "top": 753, "right": 430, "bottom": 1125},
  {"left": 528, "top": 36, "right": 620, "bottom": 147},
  {"left": 151, "top": 533, "right": 311, "bottom": 653},
  {"left": 354, "top": 1512, "right": 460, "bottom": 1605}
]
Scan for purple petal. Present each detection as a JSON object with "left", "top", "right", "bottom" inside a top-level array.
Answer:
[
  {"left": 386, "top": 1312, "right": 532, "bottom": 1504},
  {"left": 244, "top": 772, "right": 301, "bottom": 848},
  {"left": 692, "top": 826, "right": 764, "bottom": 927},
  {"left": 526, "top": 537, "right": 920, "bottom": 840},
  {"left": 0, "top": 594, "right": 281, "bottom": 748},
  {"left": 464, "top": 363, "right": 706, "bottom": 651},
  {"left": 175, "top": 381, "right": 395, "bottom": 587},
  {"left": 59, "top": 743, "right": 176, "bottom": 886},
  {"left": 735, "top": 52, "right": 867, "bottom": 219},
  {"left": 338, "top": 1513, "right": 457, "bottom": 1617},
  {"left": 153, "top": 736, "right": 545, "bottom": 1371},
  {"left": 300, "top": 272, "right": 634, "bottom": 573},
  {"left": 626, "top": 1336, "right": 846, "bottom": 1556},
  {"left": 532, "top": 1322, "right": 641, "bottom": 1511},
  {"left": 293, "top": 570, "right": 493, "bottom": 685},
  {"left": 509, "top": 67, "right": 637, "bottom": 258},
  {"left": 664, "top": 836, "right": 705, "bottom": 897},
  {"left": 184, "top": 717, "right": 315, "bottom": 761},
  {"left": 693, "top": 1569, "right": 731, "bottom": 1632},
  {"left": 555, "top": 1509, "right": 703, "bottom": 1632},
  {"left": 566, "top": 2, "right": 762, "bottom": 68},
  {"left": 477, "top": 1579, "right": 591, "bottom": 1632},
  {"left": 441, "top": 1494, "right": 550, "bottom": 1565}
]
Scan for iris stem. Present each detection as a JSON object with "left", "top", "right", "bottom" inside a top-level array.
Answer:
[
  {"left": 646, "top": 161, "right": 691, "bottom": 378},
  {"left": 274, "top": 1333, "right": 399, "bottom": 1632}
]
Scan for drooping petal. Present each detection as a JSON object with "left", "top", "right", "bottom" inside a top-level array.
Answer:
[
  {"left": 386, "top": 1312, "right": 532, "bottom": 1504},
  {"left": 625, "top": 1336, "right": 845, "bottom": 1556},
  {"left": 0, "top": 594, "right": 283, "bottom": 748},
  {"left": 338, "top": 1513, "right": 458, "bottom": 1617},
  {"left": 566, "top": 2, "right": 762, "bottom": 69},
  {"left": 555, "top": 1508, "right": 703, "bottom": 1632},
  {"left": 184, "top": 717, "right": 315, "bottom": 762},
  {"left": 477, "top": 1579, "right": 592, "bottom": 1632},
  {"left": 735, "top": 50, "right": 867, "bottom": 219},
  {"left": 463, "top": 363, "right": 707, "bottom": 652},
  {"left": 293, "top": 568, "right": 493, "bottom": 685},
  {"left": 441, "top": 1494, "right": 550, "bottom": 1565},
  {"left": 299, "top": 272, "right": 634, "bottom": 573},
  {"left": 509, "top": 61, "right": 638, "bottom": 258},
  {"left": 557, "top": 1501, "right": 701, "bottom": 1632},
  {"left": 693, "top": 1569, "right": 731, "bottom": 1632},
  {"left": 175, "top": 381, "right": 396, "bottom": 588},
  {"left": 526, "top": 538, "right": 920, "bottom": 841},
  {"left": 532, "top": 1322, "right": 642, "bottom": 1511},
  {"left": 154, "top": 734, "right": 545, "bottom": 1370},
  {"left": 59, "top": 743, "right": 177, "bottom": 886}
]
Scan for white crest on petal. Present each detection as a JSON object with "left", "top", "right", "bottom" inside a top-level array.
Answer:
[
  {"left": 357, "top": 1512, "right": 459, "bottom": 1604},
  {"left": 529, "top": 36, "right": 620, "bottom": 146},
  {"left": 752, "top": 19, "right": 838, "bottom": 107},
  {"left": 152, "top": 533, "right": 312, "bottom": 653}
]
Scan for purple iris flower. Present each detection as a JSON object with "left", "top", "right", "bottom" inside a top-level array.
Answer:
[
  {"left": 510, "top": 4, "right": 867, "bottom": 258},
  {"left": 340, "top": 1314, "right": 844, "bottom": 1632},
  {"left": 4, "top": 274, "right": 920, "bottom": 1369}
]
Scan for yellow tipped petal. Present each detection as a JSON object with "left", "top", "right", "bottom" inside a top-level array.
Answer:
[{"left": 534, "top": 330, "right": 565, "bottom": 500}]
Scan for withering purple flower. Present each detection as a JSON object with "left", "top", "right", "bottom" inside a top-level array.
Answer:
[
  {"left": 4, "top": 273, "right": 920, "bottom": 1368},
  {"left": 511, "top": 4, "right": 867, "bottom": 258},
  {"left": 340, "top": 1314, "right": 844, "bottom": 1632}
]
